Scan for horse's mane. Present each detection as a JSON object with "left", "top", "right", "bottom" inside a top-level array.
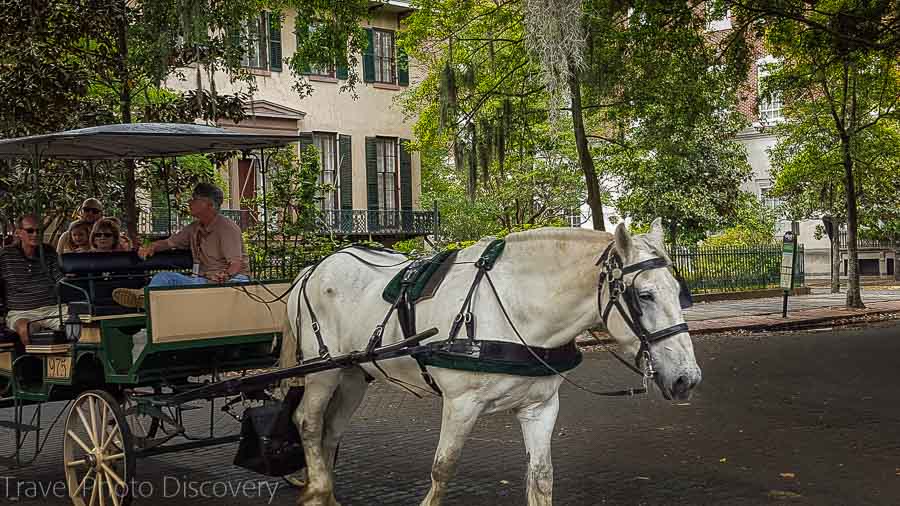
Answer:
[{"left": 503, "top": 227, "right": 610, "bottom": 244}]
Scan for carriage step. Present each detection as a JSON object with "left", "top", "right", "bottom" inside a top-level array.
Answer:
[{"left": 0, "top": 420, "right": 40, "bottom": 432}]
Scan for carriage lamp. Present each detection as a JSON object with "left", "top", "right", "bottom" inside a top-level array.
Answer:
[{"left": 65, "top": 313, "right": 82, "bottom": 342}]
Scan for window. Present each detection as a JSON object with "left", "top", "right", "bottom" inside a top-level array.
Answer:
[
  {"left": 375, "top": 137, "right": 398, "bottom": 210},
  {"left": 566, "top": 209, "right": 582, "bottom": 227},
  {"left": 373, "top": 29, "right": 396, "bottom": 84},
  {"left": 757, "top": 57, "right": 783, "bottom": 122},
  {"left": 759, "top": 184, "right": 783, "bottom": 211},
  {"left": 241, "top": 14, "right": 269, "bottom": 70},
  {"left": 304, "top": 23, "right": 336, "bottom": 77},
  {"left": 705, "top": 5, "right": 732, "bottom": 32},
  {"left": 313, "top": 133, "right": 339, "bottom": 210}
]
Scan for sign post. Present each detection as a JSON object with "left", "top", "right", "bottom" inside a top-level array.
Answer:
[{"left": 781, "top": 231, "right": 797, "bottom": 317}]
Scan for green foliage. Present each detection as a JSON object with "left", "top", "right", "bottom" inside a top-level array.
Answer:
[
  {"left": 403, "top": 1, "right": 586, "bottom": 243},
  {"left": 242, "top": 146, "right": 348, "bottom": 279},
  {"left": 287, "top": 0, "right": 369, "bottom": 97},
  {"left": 583, "top": 1, "right": 754, "bottom": 244}
]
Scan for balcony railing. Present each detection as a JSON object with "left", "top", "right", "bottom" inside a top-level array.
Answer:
[
  {"left": 137, "top": 208, "right": 437, "bottom": 238},
  {"left": 838, "top": 230, "right": 899, "bottom": 250},
  {"left": 316, "top": 209, "right": 437, "bottom": 236}
]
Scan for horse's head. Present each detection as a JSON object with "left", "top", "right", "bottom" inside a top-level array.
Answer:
[{"left": 598, "top": 218, "right": 701, "bottom": 401}]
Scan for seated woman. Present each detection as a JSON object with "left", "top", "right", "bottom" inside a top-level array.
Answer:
[
  {"left": 57, "top": 220, "right": 92, "bottom": 254},
  {"left": 90, "top": 218, "right": 125, "bottom": 252}
]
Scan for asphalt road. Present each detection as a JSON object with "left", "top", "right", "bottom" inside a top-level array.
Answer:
[{"left": 2, "top": 321, "right": 899, "bottom": 505}]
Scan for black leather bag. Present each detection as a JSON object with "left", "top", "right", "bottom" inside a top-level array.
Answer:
[{"left": 233, "top": 387, "right": 306, "bottom": 476}]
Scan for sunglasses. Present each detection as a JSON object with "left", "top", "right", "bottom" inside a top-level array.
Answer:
[
  {"left": 83, "top": 208, "right": 102, "bottom": 214},
  {"left": 94, "top": 232, "right": 115, "bottom": 238},
  {"left": 22, "top": 228, "right": 39, "bottom": 235}
]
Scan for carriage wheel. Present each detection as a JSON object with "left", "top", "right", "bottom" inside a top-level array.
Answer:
[
  {"left": 64, "top": 390, "right": 135, "bottom": 506},
  {"left": 121, "top": 388, "right": 160, "bottom": 445}
]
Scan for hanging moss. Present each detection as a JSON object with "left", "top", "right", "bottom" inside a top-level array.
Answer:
[
  {"left": 439, "top": 62, "right": 457, "bottom": 132},
  {"left": 479, "top": 117, "right": 492, "bottom": 186}
]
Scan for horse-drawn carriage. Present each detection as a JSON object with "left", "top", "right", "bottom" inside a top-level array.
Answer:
[
  {"left": 0, "top": 124, "right": 352, "bottom": 505},
  {"left": 1, "top": 123, "right": 702, "bottom": 506}
]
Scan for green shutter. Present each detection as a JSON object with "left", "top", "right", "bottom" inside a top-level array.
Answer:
[
  {"left": 268, "top": 12, "right": 282, "bottom": 71},
  {"left": 398, "top": 49, "right": 409, "bottom": 86},
  {"left": 366, "top": 136, "right": 379, "bottom": 231},
  {"left": 366, "top": 137, "right": 378, "bottom": 210},
  {"left": 339, "top": 135, "right": 353, "bottom": 210},
  {"left": 336, "top": 63, "right": 348, "bottom": 80},
  {"left": 299, "top": 132, "right": 314, "bottom": 156},
  {"left": 363, "top": 28, "right": 375, "bottom": 83},
  {"left": 399, "top": 139, "right": 412, "bottom": 210}
]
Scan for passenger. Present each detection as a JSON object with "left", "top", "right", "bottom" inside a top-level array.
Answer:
[
  {"left": 57, "top": 198, "right": 104, "bottom": 253},
  {"left": 57, "top": 220, "right": 92, "bottom": 254},
  {"left": 104, "top": 217, "right": 133, "bottom": 250},
  {"left": 112, "top": 183, "right": 249, "bottom": 309},
  {"left": 89, "top": 218, "right": 123, "bottom": 252},
  {"left": 0, "top": 215, "right": 66, "bottom": 346}
]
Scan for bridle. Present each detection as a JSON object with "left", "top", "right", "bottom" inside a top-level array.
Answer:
[{"left": 596, "top": 243, "right": 693, "bottom": 380}]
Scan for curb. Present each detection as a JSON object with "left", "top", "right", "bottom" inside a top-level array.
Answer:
[
  {"left": 688, "top": 308, "right": 900, "bottom": 334},
  {"left": 579, "top": 307, "right": 900, "bottom": 342}
]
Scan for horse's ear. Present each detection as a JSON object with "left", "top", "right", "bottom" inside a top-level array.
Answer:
[
  {"left": 614, "top": 222, "right": 632, "bottom": 254},
  {"left": 648, "top": 217, "right": 665, "bottom": 246}
]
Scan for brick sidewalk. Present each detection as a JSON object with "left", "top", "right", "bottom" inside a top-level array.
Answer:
[{"left": 687, "top": 299, "right": 900, "bottom": 334}]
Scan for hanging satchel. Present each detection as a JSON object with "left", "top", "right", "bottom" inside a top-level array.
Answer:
[{"left": 233, "top": 386, "right": 306, "bottom": 476}]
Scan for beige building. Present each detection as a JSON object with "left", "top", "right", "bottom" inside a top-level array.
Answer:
[{"left": 165, "top": 1, "right": 435, "bottom": 243}]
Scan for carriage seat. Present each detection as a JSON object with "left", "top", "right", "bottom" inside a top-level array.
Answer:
[{"left": 60, "top": 250, "right": 193, "bottom": 316}]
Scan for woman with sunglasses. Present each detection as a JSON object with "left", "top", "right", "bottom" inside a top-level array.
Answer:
[{"left": 89, "top": 218, "right": 123, "bottom": 252}]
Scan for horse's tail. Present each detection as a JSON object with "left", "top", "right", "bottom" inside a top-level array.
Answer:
[{"left": 278, "top": 266, "right": 313, "bottom": 389}]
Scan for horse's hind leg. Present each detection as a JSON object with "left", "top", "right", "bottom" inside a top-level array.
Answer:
[
  {"left": 322, "top": 367, "right": 368, "bottom": 471},
  {"left": 294, "top": 369, "right": 343, "bottom": 506},
  {"left": 516, "top": 392, "right": 560, "bottom": 506},
  {"left": 420, "top": 395, "right": 485, "bottom": 506}
]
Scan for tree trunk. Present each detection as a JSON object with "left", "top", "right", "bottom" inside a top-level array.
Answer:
[
  {"left": 841, "top": 137, "right": 864, "bottom": 308},
  {"left": 117, "top": 1, "right": 137, "bottom": 246},
  {"left": 830, "top": 225, "right": 841, "bottom": 293},
  {"left": 567, "top": 61, "right": 604, "bottom": 231}
]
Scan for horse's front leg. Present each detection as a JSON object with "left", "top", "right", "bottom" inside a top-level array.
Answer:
[
  {"left": 420, "top": 395, "right": 485, "bottom": 506},
  {"left": 516, "top": 392, "right": 560, "bottom": 506}
]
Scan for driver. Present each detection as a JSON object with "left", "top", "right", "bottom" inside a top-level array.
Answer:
[
  {"left": 0, "top": 215, "right": 66, "bottom": 346},
  {"left": 112, "top": 183, "right": 249, "bottom": 309}
]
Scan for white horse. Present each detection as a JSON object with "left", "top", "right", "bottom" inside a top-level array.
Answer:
[{"left": 280, "top": 218, "right": 701, "bottom": 506}]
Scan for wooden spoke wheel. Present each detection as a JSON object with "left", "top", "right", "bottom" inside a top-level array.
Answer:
[{"left": 64, "top": 390, "right": 135, "bottom": 506}]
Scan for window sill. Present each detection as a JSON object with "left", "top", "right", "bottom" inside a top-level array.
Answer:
[
  {"left": 307, "top": 75, "right": 338, "bottom": 83},
  {"left": 372, "top": 82, "right": 401, "bottom": 91},
  {"left": 248, "top": 68, "right": 272, "bottom": 77}
]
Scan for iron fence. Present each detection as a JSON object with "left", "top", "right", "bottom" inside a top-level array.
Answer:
[
  {"left": 138, "top": 207, "right": 437, "bottom": 238},
  {"left": 669, "top": 244, "right": 805, "bottom": 293},
  {"left": 838, "top": 230, "right": 898, "bottom": 250}
]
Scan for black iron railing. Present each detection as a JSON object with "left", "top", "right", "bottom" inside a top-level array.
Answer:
[
  {"left": 138, "top": 207, "right": 438, "bottom": 238},
  {"left": 316, "top": 209, "right": 437, "bottom": 236},
  {"left": 669, "top": 244, "right": 806, "bottom": 294},
  {"left": 838, "top": 230, "right": 898, "bottom": 250}
]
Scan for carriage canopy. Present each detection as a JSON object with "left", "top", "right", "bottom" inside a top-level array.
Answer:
[{"left": 0, "top": 122, "right": 299, "bottom": 160}]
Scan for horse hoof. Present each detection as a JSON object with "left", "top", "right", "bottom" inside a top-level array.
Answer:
[{"left": 283, "top": 468, "right": 308, "bottom": 489}]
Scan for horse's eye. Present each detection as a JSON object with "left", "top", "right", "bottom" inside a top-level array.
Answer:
[{"left": 638, "top": 292, "right": 654, "bottom": 301}]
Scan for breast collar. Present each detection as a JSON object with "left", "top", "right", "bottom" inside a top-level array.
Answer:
[{"left": 595, "top": 243, "right": 690, "bottom": 375}]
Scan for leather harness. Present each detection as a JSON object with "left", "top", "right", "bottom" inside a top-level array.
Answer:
[{"left": 295, "top": 240, "right": 692, "bottom": 398}]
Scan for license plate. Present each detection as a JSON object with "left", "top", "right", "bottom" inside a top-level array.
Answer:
[{"left": 47, "top": 356, "right": 72, "bottom": 379}]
